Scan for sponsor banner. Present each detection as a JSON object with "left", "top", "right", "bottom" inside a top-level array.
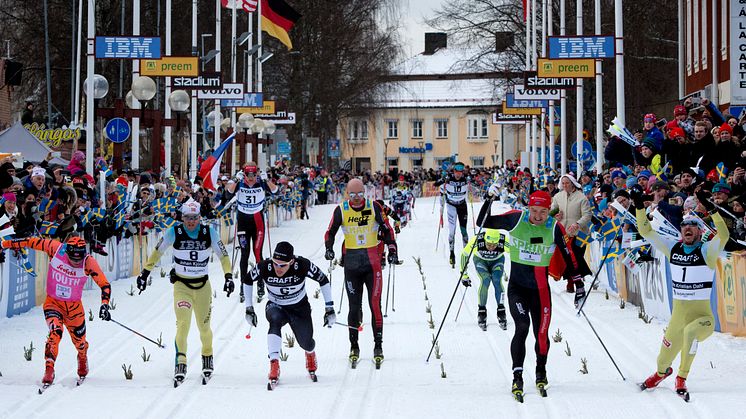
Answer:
[
  {"left": 502, "top": 103, "right": 542, "bottom": 116},
  {"left": 731, "top": 0, "right": 746, "bottom": 104},
  {"left": 247, "top": 111, "right": 296, "bottom": 125},
  {"left": 220, "top": 93, "right": 264, "bottom": 108},
  {"left": 236, "top": 100, "right": 276, "bottom": 114},
  {"left": 173, "top": 73, "right": 222, "bottom": 89},
  {"left": 492, "top": 111, "right": 530, "bottom": 124},
  {"left": 505, "top": 93, "right": 548, "bottom": 109},
  {"left": 524, "top": 71, "right": 577, "bottom": 89},
  {"left": 95, "top": 36, "right": 161, "bottom": 59},
  {"left": 6, "top": 250, "right": 36, "bottom": 317},
  {"left": 197, "top": 83, "right": 246, "bottom": 100},
  {"left": 716, "top": 255, "right": 746, "bottom": 336},
  {"left": 24, "top": 123, "right": 82, "bottom": 147},
  {"left": 141, "top": 57, "right": 199, "bottom": 76},
  {"left": 548, "top": 35, "right": 615, "bottom": 59},
  {"left": 538, "top": 58, "right": 595, "bottom": 78},
  {"left": 513, "top": 84, "right": 561, "bottom": 101},
  {"left": 117, "top": 237, "right": 134, "bottom": 280}
]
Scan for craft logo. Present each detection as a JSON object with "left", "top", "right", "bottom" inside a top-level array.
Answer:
[{"left": 24, "top": 123, "right": 82, "bottom": 147}]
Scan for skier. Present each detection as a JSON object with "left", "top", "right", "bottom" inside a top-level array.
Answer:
[
  {"left": 390, "top": 188, "right": 411, "bottom": 225},
  {"left": 460, "top": 228, "right": 508, "bottom": 330},
  {"left": 242, "top": 242, "right": 336, "bottom": 389},
  {"left": 434, "top": 162, "right": 471, "bottom": 268},
  {"left": 1, "top": 236, "right": 111, "bottom": 389},
  {"left": 324, "top": 178, "right": 398, "bottom": 368},
  {"left": 634, "top": 190, "right": 727, "bottom": 401},
  {"left": 227, "top": 162, "right": 277, "bottom": 303},
  {"left": 136, "top": 199, "right": 235, "bottom": 386},
  {"left": 478, "top": 187, "right": 583, "bottom": 401}
]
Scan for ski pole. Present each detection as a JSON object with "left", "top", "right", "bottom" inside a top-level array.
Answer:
[
  {"left": 579, "top": 310, "right": 626, "bottom": 380},
  {"left": 245, "top": 325, "right": 253, "bottom": 340},
  {"left": 335, "top": 321, "right": 364, "bottom": 331},
  {"left": 337, "top": 260, "right": 346, "bottom": 314},
  {"left": 109, "top": 318, "right": 165, "bottom": 348},
  {"left": 435, "top": 200, "right": 444, "bottom": 252},
  {"left": 469, "top": 192, "right": 476, "bottom": 234},
  {"left": 391, "top": 262, "right": 396, "bottom": 312},
  {"left": 427, "top": 196, "right": 494, "bottom": 362},
  {"left": 431, "top": 194, "right": 437, "bottom": 214},
  {"left": 384, "top": 263, "right": 392, "bottom": 317},
  {"left": 454, "top": 286, "right": 468, "bottom": 322},
  {"left": 576, "top": 227, "right": 622, "bottom": 316},
  {"left": 265, "top": 208, "right": 272, "bottom": 253}
]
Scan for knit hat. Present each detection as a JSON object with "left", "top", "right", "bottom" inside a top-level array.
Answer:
[
  {"left": 625, "top": 176, "right": 638, "bottom": 188},
  {"left": 611, "top": 170, "right": 627, "bottom": 180},
  {"left": 31, "top": 167, "right": 46, "bottom": 178},
  {"left": 272, "top": 241, "right": 294, "bottom": 262},
  {"left": 712, "top": 182, "right": 731, "bottom": 195},
  {"left": 641, "top": 137, "right": 657, "bottom": 151},
  {"left": 2, "top": 192, "right": 16, "bottom": 202},
  {"left": 651, "top": 181, "right": 670, "bottom": 191},
  {"left": 638, "top": 170, "right": 652, "bottom": 180},
  {"left": 669, "top": 127, "right": 685, "bottom": 139},
  {"left": 644, "top": 113, "right": 656, "bottom": 123},
  {"left": 720, "top": 123, "right": 733, "bottom": 135},
  {"left": 528, "top": 191, "right": 552, "bottom": 209},
  {"left": 181, "top": 199, "right": 201, "bottom": 215},
  {"left": 674, "top": 105, "right": 687, "bottom": 117}
]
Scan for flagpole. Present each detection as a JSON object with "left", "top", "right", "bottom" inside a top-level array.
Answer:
[
  {"left": 594, "top": 0, "right": 603, "bottom": 173},
  {"left": 132, "top": 0, "right": 141, "bottom": 171},
  {"left": 531, "top": 0, "right": 538, "bottom": 175},
  {"left": 575, "top": 0, "right": 583, "bottom": 179},
  {"left": 540, "top": 0, "right": 547, "bottom": 171},
  {"left": 165, "top": 0, "right": 173, "bottom": 177},
  {"left": 73, "top": 0, "right": 84, "bottom": 128},
  {"left": 548, "top": 0, "right": 555, "bottom": 171},
  {"left": 257, "top": 0, "right": 265, "bottom": 170},
  {"left": 215, "top": 0, "right": 222, "bottom": 150},
  {"left": 230, "top": 2, "right": 238, "bottom": 175},
  {"left": 85, "top": 0, "right": 95, "bottom": 175},
  {"left": 560, "top": 0, "right": 567, "bottom": 175},
  {"left": 525, "top": 0, "right": 530, "bottom": 170},
  {"left": 190, "top": 0, "right": 198, "bottom": 180},
  {"left": 247, "top": 11, "right": 254, "bottom": 166},
  {"left": 615, "top": 0, "right": 625, "bottom": 125}
]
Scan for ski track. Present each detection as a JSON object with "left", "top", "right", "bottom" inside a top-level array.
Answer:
[{"left": 1, "top": 198, "right": 746, "bottom": 419}]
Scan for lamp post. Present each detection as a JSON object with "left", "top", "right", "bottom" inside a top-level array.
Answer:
[
  {"left": 82, "top": 74, "right": 109, "bottom": 159},
  {"left": 131, "top": 76, "right": 157, "bottom": 169},
  {"left": 493, "top": 138, "right": 499, "bottom": 169},
  {"left": 417, "top": 140, "right": 425, "bottom": 170},
  {"left": 384, "top": 137, "right": 391, "bottom": 174}
]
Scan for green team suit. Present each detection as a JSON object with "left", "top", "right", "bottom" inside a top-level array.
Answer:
[
  {"left": 636, "top": 208, "right": 727, "bottom": 385},
  {"left": 460, "top": 229, "right": 507, "bottom": 326}
]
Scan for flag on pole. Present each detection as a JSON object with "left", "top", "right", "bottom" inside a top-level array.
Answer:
[
  {"left": 222, "top": 0, "right": 258, "bottom": 12},
  {"left": 261, "top": 0, "right": 301, "bottom": 50},
  {"left": 198, "top": 132, "right": 237, "bottom": 191}
]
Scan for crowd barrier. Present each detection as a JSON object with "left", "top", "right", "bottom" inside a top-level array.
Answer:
[
  {"left": 586, "top": 240, "right": 746, "bottom": 337},
  {"left": 0, "top": 218, "right": 237, "bottom": 318}
]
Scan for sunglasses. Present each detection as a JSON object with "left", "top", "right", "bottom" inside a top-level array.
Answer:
[
  {"left": 680, "top": 220, "right": 699, "bottom": 227},
  {"left": 183, "top": 215, "right": 199, "bottom": 221},
  {"left": 272, "top": 260, "right": 291, "bottom": 268},
  {"left": 349, "top": 192, "right": 365, "bottom": 198}
]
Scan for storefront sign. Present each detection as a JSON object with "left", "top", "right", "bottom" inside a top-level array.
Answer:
[
  {"left": 513, "top": 84, "right": 561, "bottom": 101},
  {"left": 537, "top": 58, "right": 595, "bottom": 78},
  {"left": 730, "top": 0, "right": 746, "bottom": 104},
  {"left": 141, "top": 57, "right": 199, "bottom": 76},
  {"left": 548, "top": 35, "right": 615, "bottom": 59},
  {"left": 501, "top": 103, "right": 542, "bottom": 116},
  {"left": 95, "top": 37, "right": 161, "bottom": 59},
  {"left": 220, "top": 93, "right": 264, "bottom": 108},
  {"left": 399, "top": 143, "right": 432, "bottom": 153},
  {"left": 524, "top": 71, "right": 577, "bottom": 89},
  {"left": 24, "top": 123, "right": 82, "bottom": 147},
  {"left": 505, "top": 93, "right": 548, "bottom": 109},
  {"left": 236, "top": 100, "right": 276, "bottom": 114}
]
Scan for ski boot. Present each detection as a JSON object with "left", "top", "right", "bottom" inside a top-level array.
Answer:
[
  {"left": 349, "top": 344, "right": 360, "bottom": 369},
  {"left": 640, "top": 367, "right": 673, "bottom": 390},
  {"left": 511, "top": 370, "right": 524, "bottom": 403},
  {"left": 449, "top": 250, "right": 455, "bottom": 268},
  {"left": 201, "top": 355, "right": 214, "bottom": 384},
  {"left": 305, "top": 351, "right": 318, "bottom": 382},
  {"left": 675, "top": 376, "right": 690, "bottom": 402},
  {"left": 267, "top": 359, "right": 280, "bottom": 390},
  {"left": 173, "top": 363, "right": 187, "bottom": 388},
  {"left": 42, "top": 360, "right": 55, "bottom": 385},
  {"left": 373, "top": 343, "right": 384, "bottom": 370},
  {"left": 477, "top": 306, "right": 487, "bottom": 331},
  {"left": 535, "top": 368, "right": 548, "bottom": 397},
  {"left": 497, "top": 305, "right": 507, "bottom": 330},
  {"left": 77, "top": 351, "right": 89, "bottom": 378}
]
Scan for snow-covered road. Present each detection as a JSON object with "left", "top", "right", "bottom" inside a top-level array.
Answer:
[{"left": 1, "top": 198, "right": 745, "bottom": 419}]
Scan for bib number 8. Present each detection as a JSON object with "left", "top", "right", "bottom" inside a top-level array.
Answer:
[{"left": 189, "top": 250, "right": 199, "bottom": 261}]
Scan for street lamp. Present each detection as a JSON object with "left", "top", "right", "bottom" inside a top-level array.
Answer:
[
  {"left": 417, "top": 140, "right": 425, "bottom": 170},
  {"left": 384, "top": 137, "right": 391, "bottom": 174},
  {"left": 83, "top": 74, "right": 109, "bottom": 158},
  {"left": 493, "top": 138, "right": 499, "bottom": 168},
  {"left": 168, "top": 90, "right": 190, "bottom": 131}
]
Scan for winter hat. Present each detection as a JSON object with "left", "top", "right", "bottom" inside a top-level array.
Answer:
[
  {"left": 638, "top": 170, "right": 652, "bottom": 180},
  {"left": 72, "top": 150, "right": 85, "bottom": 162},
  {"left": 712, "top": 182, "right": 731, "bottom": 195},
  {"left": 611, "top": 170, "right": 627, "bottom": 180},
  {"left": 641, "top": 137, "right": 658, "bottom": 151},
  {"left": 528, "top": 191, "right": 552, "bottom": 209},
  {"left": 31, "top": 167, "right": 46, "bottom": 178},
  {"left": 674, "top": 105, "right": 687, "bottom": 117},
  {"left": 669, "top": 127, "right": 685, "bottom": 139},
  {"left": 644, "top": 113, "right": 656, "bottom": 123},
  {"left": 665, "top": 120, "right": 679, "bottom": 131},
  {"left": 181, "top": 199, "right": 201, "bottom": 215},
  {"left": 720, "top": 123, "right": 733, "bottom": 135},
  {"left": 625, "top": 176, "right": 638, "bottom": 188},
  {"left": 272, "top": 241, "right": 294, "bottom": 262},
  {"left": 2, "top": 192, "right": 16, "bottom": 202},
  {"left": 651, "top": 181, "right": 670, "bottom": 191}
]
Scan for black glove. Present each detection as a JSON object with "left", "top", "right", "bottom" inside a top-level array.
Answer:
[
  {"left": 695, "top": 191, "right": 716, "bottom": 212},
  {"left": 99, "top": 303, "right": 111, "bottom": 321},
  {"left": 387, "top": 250, "right": 398, "bottom": 265},
  {"left": 461, "top": 274, "right": 472, "bottom": 287},
  {"left": 245, "top": 306, "right": 257, "bottom": 327},
  {"left": 573, "top": 276, "right": 586, "bottom": 309},
  {"left": 394, "top": 223, "right": 401, "bottom": 234},
  {"left": 137, "top": 269, "right": 151, "bottom": 294},
  {"left": 323, "top": 306, "right": 336, "bottom": 328},
  {"left": 325, "top": 248, "right": 335, "bottom": 261},
  {"left": 223, "top": 273, "right": 235, "bottom": 297},
  {"left": 629, "top": 185, "right": 645, "bottom": 209}
]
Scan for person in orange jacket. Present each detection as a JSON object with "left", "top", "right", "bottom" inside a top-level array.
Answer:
[{"left": 1, "top": 236, "right": 111, "bottom": 386}]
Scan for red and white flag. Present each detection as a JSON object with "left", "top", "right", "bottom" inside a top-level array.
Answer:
[{"left": 221, "top": 0, "right": 258, "bottom": 13}]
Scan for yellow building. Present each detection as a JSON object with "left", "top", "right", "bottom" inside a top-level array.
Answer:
[{"left": 337, "top": 48, "right": 526, "bottom": 173}]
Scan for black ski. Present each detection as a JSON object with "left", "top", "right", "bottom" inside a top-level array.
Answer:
[
  {"left": 309, "top": 372, "right": 318, "bottom": 382},
  {"left": 173, "top": 377, "right": 185, "bottom": 388},
  {"left": 38, "top": 383, "right": 52, "bottom": 394},
  {"left": 267, "top": 379, "right": 278, "bottom": 390},
  {"left": 374, "top": 356, "right": 383, "bottom": 370},
  {"left": 536, "top": 383, "right": 548, "bottom": 397},
  {"left": 512, "top": 388, "right": 524, "bottom": 403},
  {"left": 76, "top": 377, "right": 86, "bottom": 387},
  {"left": 350, "top": 355, "right": 359, "bottom": 369},
  {"left": 201, "top": 373, "right": 212, "bottom": 385},
  {"left": 478, "top": 322, "right": 487, "bottom": 331},
  {"left": 677, "top": 389, "right": 690, "bottom": 402}
]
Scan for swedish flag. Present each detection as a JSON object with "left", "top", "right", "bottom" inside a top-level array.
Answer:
[
  {"left": 40, "top": 220, "right": 58, "bottom": 236},
  {"left": 600, "top": 217, "right": 620, "bottom": 238},
  {"left": 575, "top": 230, "right": 594, "bottom": 247},
  {"left": 716, "top": 162, "right": 728, "bottom": 182},
  {"left": 39, "top": 198, "right": 56, "bottom": 214},
  {"left": 90, "top": 208, "right": 106, "bottom": 221}
]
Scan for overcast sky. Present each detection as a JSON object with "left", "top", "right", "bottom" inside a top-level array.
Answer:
[{"left": 398, "top": 0, "right": 446, "bottom": 57}]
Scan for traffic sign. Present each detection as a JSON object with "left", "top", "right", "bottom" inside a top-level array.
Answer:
[{"left": 104, "top": 118, "right": 131, "bottom": 143}]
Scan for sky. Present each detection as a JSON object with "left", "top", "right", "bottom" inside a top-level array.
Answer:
[{"left": 398, "top": 0, "right": 447, "bottom": 57}]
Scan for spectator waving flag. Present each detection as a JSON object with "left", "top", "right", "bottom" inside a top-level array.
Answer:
[
  {"left": 199, "top": 132, "right": 236, "bottom": 191},
  {"left": 40, "top": 220, "right": 58, "bottom": 236},
  {"left": 222, "top": 0, "right": 258, "bottom": 12},
  {"left": 607, "top": 117, "right": 637, "bottom": 147},
  {"left": 716, "top": 162, "right": 728, "bottom": 182},
  {"left": 39, "top": 198, "right": 56, "bottom": 214}
]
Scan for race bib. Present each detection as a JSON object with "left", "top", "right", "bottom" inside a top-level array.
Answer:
[
  {"left": 356, "top": 234, "right": 367, "bottom": 246},
  {"left": 519, "top": 250, "right": 541, "bottom": 263},
  {"left": 55, "top": 284, "right": 72, "bottom": 299}
]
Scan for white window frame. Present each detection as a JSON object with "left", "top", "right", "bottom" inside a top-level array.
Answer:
[
  {"left": 436, "top": 119, "right": 448, "bottom": 138},
  {"left": 721, "top": 0, "right": 727, "bottom": 59},
  {"left": 359, "top": 120, "right": 368, "bottom": 139},
  {"left": 470, "top": 156, "right": 485, "bottom": 168},
  {"left": 467, "top": 115, "right": 489, "bottom": 139},
  {"left": 348, "top": 121, "right": 358, "bottom": 140},
  {"left": 687, "top": 0, "right": 692, "bottom": 75},
  {"left": 386, "top": 119, "right": 399, "bottom": 138},
  {"left": 694, "top": 0, "right": 699, "bottom": 73},
  {"left": 701, "top": 0, "right": 707, "bottom": 70},
  {"left": 411, "top": 119, "right": 423, "bottom": 138}
]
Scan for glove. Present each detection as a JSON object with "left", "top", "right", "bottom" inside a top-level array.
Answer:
[
  {"left": 245, "top": 306, "right": 257, "bottom": 327},
  {"left": 394, "top": 222, "right": 401, "bottom": 234},
  {"left": 387, "top": 250, "right": 398, "bottom": 265},
  {"left": 323, "top": 306, "right": 336, "bottom": 328},
  {"left": 629, "top": 185, "right": 645, "bottom": 209},
  {"left": 99, "top": 303, "right": 111, "bottom": 321},
  {"left": 573, "top": 276, "right": 586, "bottom": 309},
  {"left": 488, "top": 183, "right": 500, "bottom": 197},
  {"left": 223, "top": 273, "right": 235, "bottom": 297},
  {"left": 461, "top": 274, "right": 472, "bottom": 287},
  {"left": 325, "top": 248, "right": 335, "bottom": 261},
  {"left": 695, "top": 191, "right": 716, "bottom": 212},
  {"left": 137, "top": 269, "right": 151, "bottom": 294}
]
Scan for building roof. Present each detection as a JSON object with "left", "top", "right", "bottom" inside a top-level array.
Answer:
[{"left": 374, "top": 49, "right": 501, "bottom": 109}]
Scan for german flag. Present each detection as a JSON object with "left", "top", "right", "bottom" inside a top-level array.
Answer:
[{"left": 261, "top": 0, "right": 301, "bottom": 50}]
